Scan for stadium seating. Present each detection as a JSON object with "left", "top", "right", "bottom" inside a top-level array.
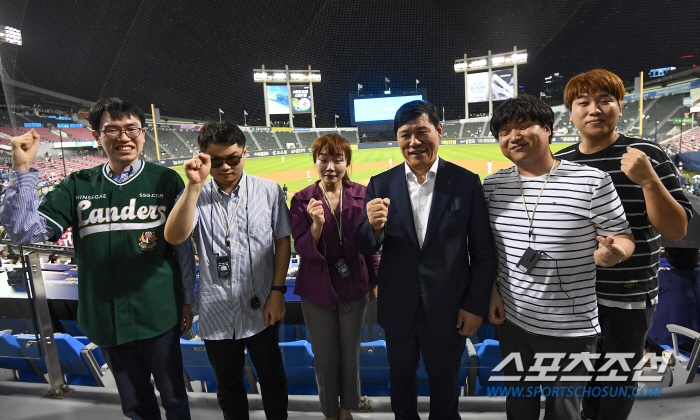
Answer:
[
  {"left": 0, "top": 331, "right": 47, "bottom": 382},
  {"left": 473, "top": 339, "right": 506, "bottom": 396},
  {"left": 255, "top": 134, "right": 280, "bottom": 151},
  {"left": 278, "top": 340, "right": 317, "bottom": 395},
  {"left": 643, "top": 93, "right": 687, "bottom": 137},
  {"left": 59, "top": 127, "right": 93, "bottom": 141},
  {"left": 279, "top": 324, "right": 308, "bottom": 342},
  {"left": 464, "top": 121, "right": 487, "bottom": 137},
  {"left": 16, "top": 127, "right": 61, "bottom": 142},
  {"left": 176, "top": 129, "right": 200, "bottom": 152},
  {"left": 359, "top": 340, "right": 390, "bottom": 396},
  {"left": 14, "top": 333, "right": 105, "bottom": 387},
  {"left": 180, "top": 338, "right": 219, "bottom": 393},
  {"left": 60, "top": 320, "right": 84, "bottom": 336},
  {"left": 361, "top": 324, "right": 385, "bottom": 342},
  {"left": 274, "top": 132, "right": 297, "bottom": 149},
  {"left": 0, "top": 318, "right": 35, "bottom": 334}
]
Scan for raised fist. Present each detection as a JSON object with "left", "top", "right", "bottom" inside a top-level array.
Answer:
[
  {"left": 367, "top": 197, "right": 390, "bottom": 234},
  {"left": 183, "top": 153, "right": 210, "bottom": 185},
  {"left": 307, "top": 198, "right": 325, "bottom": 227},
  {"left": 11, "top": 129, "right": 41, "bottom": 172}
]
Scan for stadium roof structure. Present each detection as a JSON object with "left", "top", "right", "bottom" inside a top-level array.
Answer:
[
  {"left": 1, "top": 77, "right": 92, "bottom": 113},
  {"left": 0, "top": 0, "right": 698, "bottom": 126},
  {"left": 638, "top": 67, "right": 700, "bottom": 91}
]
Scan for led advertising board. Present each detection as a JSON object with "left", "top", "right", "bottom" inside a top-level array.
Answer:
[
  {"left": 291, "top": 85, "right": 312, "bottom": 114},
  {"left": 353, "top": 94, "right": 424, "bottom": 123},
  {"left": 467, "top": 69, "right": 515, "bottom": 103},
  {"left": 267, "top": 85, "right": 290, "bottom": 114}
]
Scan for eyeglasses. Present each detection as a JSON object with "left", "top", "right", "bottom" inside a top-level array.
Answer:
[
  {"left": 98, "top": 127, "right": 144, "bottom": 140},
  {"left": 210, "top": 154, "right": 243, "bottom": 168}
]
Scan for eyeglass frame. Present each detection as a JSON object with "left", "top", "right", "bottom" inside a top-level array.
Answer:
[
  {"left": 209, "top": 152, "right": 245, "bottom": 168},
  {"left": 96, "top": 127, "right": 145, "bottom": 140}
]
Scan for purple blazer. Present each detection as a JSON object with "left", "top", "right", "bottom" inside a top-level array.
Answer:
[{"left": 290, "top": 180, "right": 380, "bottom": 306}]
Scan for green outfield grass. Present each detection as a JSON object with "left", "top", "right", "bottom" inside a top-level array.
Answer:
[
  {"left": 171, "top": 143, "right": 572, "bottom": 191},
  {"left": 170, "top": 142, "right": 573, "bottom": 253}
]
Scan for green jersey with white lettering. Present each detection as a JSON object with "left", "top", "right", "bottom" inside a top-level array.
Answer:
[{"left": 38, "top": 162, "right": 185, "bottom": 347}]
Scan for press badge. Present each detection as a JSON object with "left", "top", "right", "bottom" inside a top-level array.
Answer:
[
  {"left": 333, "top": 258, "right": 352, "bottom": 279},
  {"left": 216, "top": 254, "right": 231, "bottom": 278},
  {"left": 516, "top": 247, "right": 541, "bottom": 274}
]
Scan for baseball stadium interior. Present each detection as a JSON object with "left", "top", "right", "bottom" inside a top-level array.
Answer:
[{"left": 0, "top": 1, "right": 699, "bottom": 419}]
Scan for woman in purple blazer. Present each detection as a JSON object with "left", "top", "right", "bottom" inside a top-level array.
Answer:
[{"left": 290, "top": 133, "right": 379, "bottom": 420}]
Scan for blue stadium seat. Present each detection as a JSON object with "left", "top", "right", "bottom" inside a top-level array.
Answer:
[
  {"left": 468, "top": 323, "right": 495, "bottom": 344},
  {"left": 191, "top": 319, "right": 199, "bottom": 338},
  {"left": 659, "top": 344, "right": 700, "bottom": 374},
  {"left": 361, "top": 324, "right": 385, "bottom": 342},
  {"left": 180, "top": 338, "right": 218, "bottom": 393},
  {"left": 396, "top": 338, "right": 486, "bottom": 397},
  {"left": 74, "top": 336, "right": 105, "bottom": 367},
  {"left": 279, "top": 340, "right": 317, "bottom": 395},
  {"left": 460, "top": 340, "right": 482, "bottom": 396},
  {"left": 279, "top": 324, "right": 307, "bottom": 342},
  {"left": 0, "top": 318, "right": 34, "bottom": 334},
  {"left": 417, "top": 355, "right": 430, "bottom": 396},
  {"left": 0, "top": 331, "right": 47, "bottom": 382},
  {"left": 15, "top": 333, "right": 104, "bottom": 386},
  {"left": 60, "top": 320, "right": 84, "bottom": 336},
  {"left": 474, "top": 339, "right": 506, "bottom": 396},
  {"left": 179, "top": 338, "right": 257, "bottom": 393},
  {"left": 359, "top": 340, "right": 390, "bottom": 396}
]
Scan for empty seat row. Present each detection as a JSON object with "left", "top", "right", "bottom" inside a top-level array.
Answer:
[{"left": 0, "top": 331, "right": 105, "bottom": 387}]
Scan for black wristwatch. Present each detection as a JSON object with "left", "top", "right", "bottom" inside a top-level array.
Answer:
[{"left": 271, "top": 285, "right": 288, "bottom": 294}]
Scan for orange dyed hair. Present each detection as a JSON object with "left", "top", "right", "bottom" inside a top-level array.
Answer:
[
  {"left": 311, "top": 133, "right": 352, "bottom": 186},
  {"left": 564, "top": 69, "right": 625, "bottom": 110}
]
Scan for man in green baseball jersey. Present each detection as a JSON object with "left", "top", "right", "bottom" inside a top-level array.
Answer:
[{"left": 1, "top": 98, "right": 193, "bottom": 420}]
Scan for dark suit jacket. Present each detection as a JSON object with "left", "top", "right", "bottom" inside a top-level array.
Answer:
[{"left": 354, "top": 158, "right": 496, "bottom": 343}]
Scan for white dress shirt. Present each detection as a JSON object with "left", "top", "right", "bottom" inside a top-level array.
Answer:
[{"left": 405, "top": 156, "right": 440, "bottom": 248}]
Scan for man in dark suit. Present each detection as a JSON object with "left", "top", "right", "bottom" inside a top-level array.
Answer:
[{"left": 355, "top": 100, "right": 496, "bottom": 419}]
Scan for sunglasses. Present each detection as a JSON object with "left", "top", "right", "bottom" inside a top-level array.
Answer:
[{"left": 210, "top": 153, "right": 243, "bottom": 168}]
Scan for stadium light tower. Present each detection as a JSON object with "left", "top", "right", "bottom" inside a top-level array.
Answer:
[
  {"left": 0, "top": 26, "right": 22, "bottom": 133},
  {"left": 454, "top": 46, "right": 527, "bottom": 118},
  {"left": 254, "top": 65, "right": 321, "bottom": 128},
  {"left": 0, "top": 26, "right": 22, "bottom": 45}
]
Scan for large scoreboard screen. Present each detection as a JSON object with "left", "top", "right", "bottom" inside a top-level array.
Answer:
[{"left": 353, "top": 94, "right": 424, "bottom": 123}]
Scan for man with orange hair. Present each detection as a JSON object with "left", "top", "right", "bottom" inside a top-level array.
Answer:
[{"left": 556, "top": 69, "right": 692, "bottom": 420}]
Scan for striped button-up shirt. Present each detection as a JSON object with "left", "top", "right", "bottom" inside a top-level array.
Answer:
[{"left": 186, "top": 172, "right": 291, "bottom": 340}]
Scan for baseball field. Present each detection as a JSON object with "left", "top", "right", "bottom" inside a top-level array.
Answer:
[
  {"left": 171, "top": 143, "right": 574, "bottom": 204},
  {"left": 169, "top": 142, "right": 573, "bottom": 252}
]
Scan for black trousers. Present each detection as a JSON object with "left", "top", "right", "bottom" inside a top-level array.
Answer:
[
  {"left": 385, "top": 301, "right": 466, "bottom": 420},
  {"left": 498, "top": 320, "right": 597, "bottom": 420},
  {"left": 581, "top": 303, "right": 655, "bottom": 420},
  {"left": 102, "top": 323, "right": 190, "bottom": 420},
  {"left": 204, "top": 324, "right": 288, "bottom": 420}
]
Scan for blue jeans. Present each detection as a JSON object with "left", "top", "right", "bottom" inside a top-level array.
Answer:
[{"left": 102, "top": 324, "right": 190, "bottom": 420}]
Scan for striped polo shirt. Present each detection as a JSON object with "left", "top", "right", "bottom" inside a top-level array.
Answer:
[
  {"left": 484, "top": 160, "right": 631, "bottom": 337},
  {"left": 555, "top": 136, "right": 692, "bottom": 309}
]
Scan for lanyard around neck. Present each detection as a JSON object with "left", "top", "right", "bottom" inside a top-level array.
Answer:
[
  {"left": 214, "top": 176, "right": 247, "bottom": 247},
  {"left": 319, "top": 181, "right": 344, "bottom": 246},
  {"left": 517, "top": 158, "right": 557, "bottom": 237}
]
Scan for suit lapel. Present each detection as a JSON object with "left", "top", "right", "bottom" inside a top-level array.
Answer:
[
  {"left": 391, "top": 163, "right": 419, "bottom": 248},
  {"left": 422, "top": 158, "right": 455, "bottom": 251}
]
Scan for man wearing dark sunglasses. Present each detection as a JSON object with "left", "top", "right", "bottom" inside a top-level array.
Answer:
[{"left": 165, "top": 121, "right": 292, "bottom": 419}]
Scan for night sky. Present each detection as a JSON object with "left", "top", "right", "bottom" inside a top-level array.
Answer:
[{"left": 0, "top": 0, "right": 698, "bottom": 127}]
